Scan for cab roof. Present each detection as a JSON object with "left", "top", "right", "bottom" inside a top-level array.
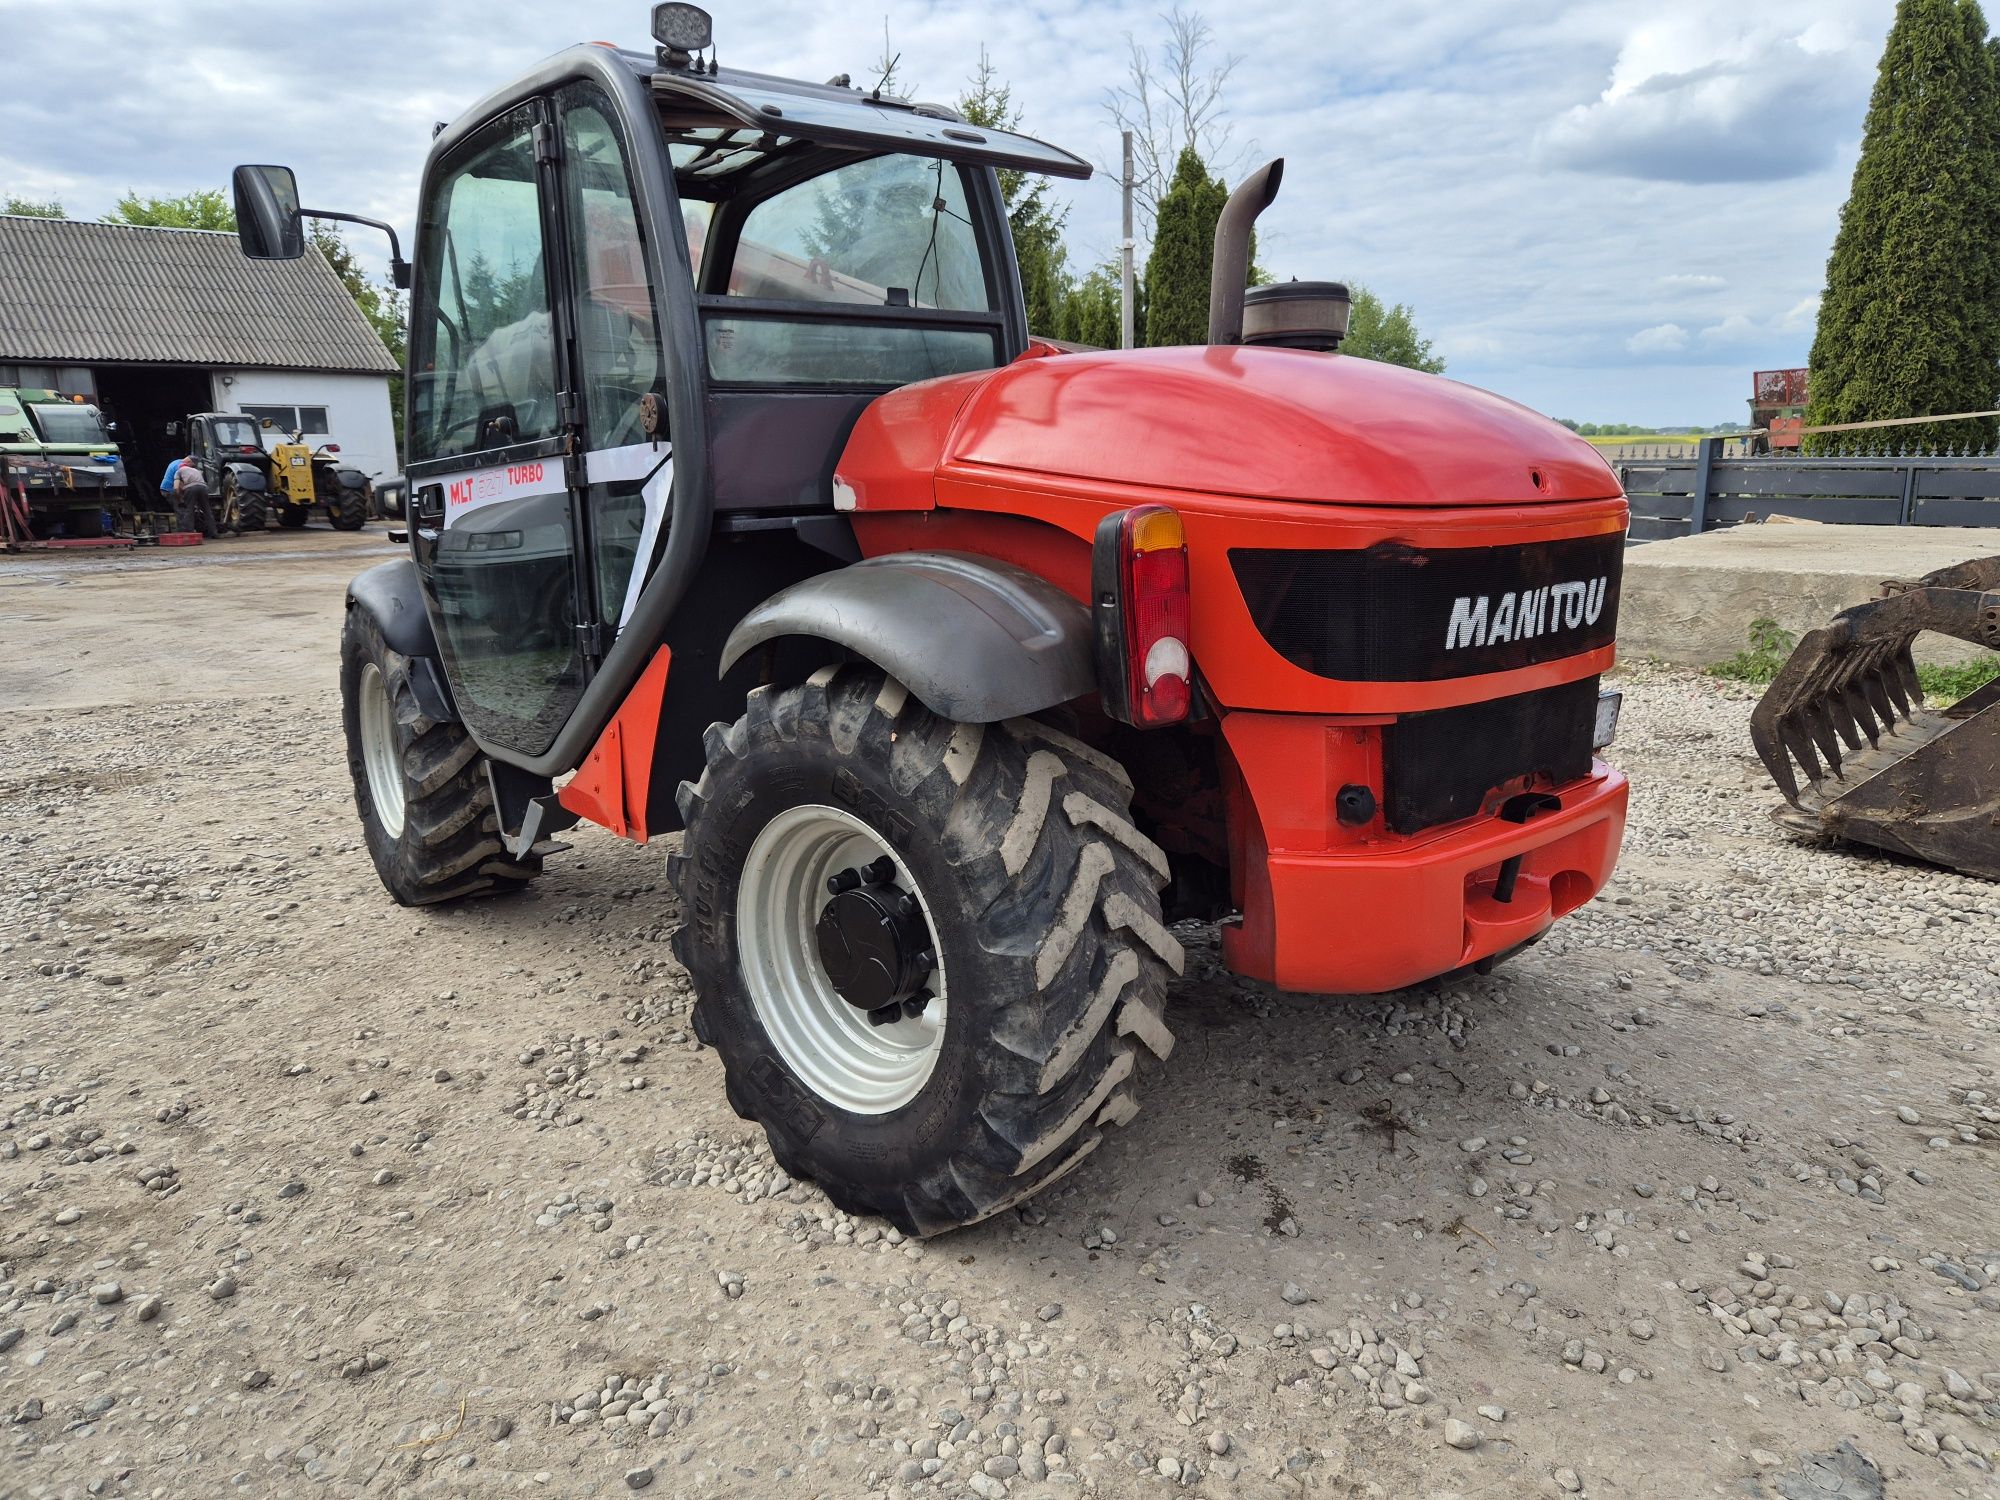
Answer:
[
  {"left": 471, "top": 43, "right": 1092, "bottom": 186},
  {"left": 650, "top": 61, "right": 1092, "bottom": 181}
]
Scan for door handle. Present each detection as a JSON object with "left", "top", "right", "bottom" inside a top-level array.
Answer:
[{"left": 415, "top": 483, "right": 444, "bottom": 522}]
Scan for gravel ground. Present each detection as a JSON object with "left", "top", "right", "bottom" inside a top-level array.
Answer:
[{"left": 1, "top": 541, "right": 1995, "bottom": 1499}]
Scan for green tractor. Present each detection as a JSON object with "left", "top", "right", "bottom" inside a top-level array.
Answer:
[{"left": 0, "top": 387, "right": 131, "bottom": 538}]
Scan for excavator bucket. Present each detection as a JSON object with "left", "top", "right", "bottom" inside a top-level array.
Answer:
[{"left": 1750, "top": 555, "right": 2000, "bottom": 881}]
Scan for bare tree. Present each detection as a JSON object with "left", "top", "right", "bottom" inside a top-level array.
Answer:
[{"left": 1104, "top": 7, "right": 1245, "bottom": 228}]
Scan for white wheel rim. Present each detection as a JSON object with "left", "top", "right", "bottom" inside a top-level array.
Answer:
[
  {"left": 358, "top": 661, "right": 407, "bottom": 838},
  {"left": 735, "top": 804, "right": 948, "bottom": 1115}
]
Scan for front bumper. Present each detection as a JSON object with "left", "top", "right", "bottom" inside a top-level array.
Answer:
[{"left": 1219, "top": 707, "right": 1628, "bottom": 994}]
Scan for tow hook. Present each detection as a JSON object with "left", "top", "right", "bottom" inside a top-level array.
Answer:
[{"left": 1492, "top": 793, "right": 1562, "bottom": 904}]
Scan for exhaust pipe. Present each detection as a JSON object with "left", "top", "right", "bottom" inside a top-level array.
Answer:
[{"left": 1208, "top": 157, "right": 1284, "bottom": 346}]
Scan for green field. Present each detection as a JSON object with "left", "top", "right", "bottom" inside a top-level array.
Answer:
[{"left": 1581, "top": 433, "right": 1706, "bottom": 449}]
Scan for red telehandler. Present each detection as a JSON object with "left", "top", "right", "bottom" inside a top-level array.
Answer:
[{"left": 233, "top": 4, "right": 1630, "bottom": 1234}]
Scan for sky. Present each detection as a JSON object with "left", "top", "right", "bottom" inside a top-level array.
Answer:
[{"left": 0, "top": 0, "right": 1899, "bottom": 426}]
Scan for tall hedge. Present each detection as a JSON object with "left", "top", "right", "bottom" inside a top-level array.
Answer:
[{"left": 1807, "top": 0, "right": 2000, "bottom": 451}]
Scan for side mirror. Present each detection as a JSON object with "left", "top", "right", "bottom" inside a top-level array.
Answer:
[
  {"left": 165, "top": 420, "right": 182, "bottom": 439},
  {"left": 233, "top": 164, "right": 305, "bottom": 260}
]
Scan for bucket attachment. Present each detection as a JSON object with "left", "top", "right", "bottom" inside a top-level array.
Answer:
[{"left": 1750, "top": 556, "right": 2000, "bottom": 881}]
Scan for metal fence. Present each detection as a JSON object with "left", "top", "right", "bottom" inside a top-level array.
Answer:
[{"left": 1619, "top": 436, "right": 2000, "bottom": 541}]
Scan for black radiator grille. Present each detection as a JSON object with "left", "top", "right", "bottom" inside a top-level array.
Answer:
[
  {"left": 1229, "top": 532, "right": 1624, "bottom": 682},
  {"left": 1383, "top": 677, "right": 1598, "bottom": 834}
]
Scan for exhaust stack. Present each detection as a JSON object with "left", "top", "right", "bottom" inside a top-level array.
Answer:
[{"left": 1208, "top": 158, "right": 1284, "bottom": 346}]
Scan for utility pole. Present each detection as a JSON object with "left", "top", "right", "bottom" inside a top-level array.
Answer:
[{"left": 1120, "top": 130, "right": 1136, "bottom": 350}]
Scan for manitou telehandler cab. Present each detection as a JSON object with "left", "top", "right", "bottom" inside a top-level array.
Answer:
[{"left": 233, "top": 4, "right": 1630, "bottom": 1235}]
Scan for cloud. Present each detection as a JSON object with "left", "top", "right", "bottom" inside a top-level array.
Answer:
[
  {"left": 0, "top": 0, "right": 1895, "bottom": 425},
  {"left": 1698, "top": 314, "right": 1757, "bottom": 344},
  {"left": 1540, "top": 8, "right": 1878, "bottom": 183},
  {"left": 1441, "top": 332, "right": 1504, "bottom": 361},
  {"left": 1627, "top": 323, "right": 1690, "bottom": 354}
]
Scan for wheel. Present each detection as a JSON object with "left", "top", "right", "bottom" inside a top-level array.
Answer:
[
  {"left": 670, "top": 666, "right": 1180, "bottom": 1236},
  {"left": 222, "top": 475, "right": 266, "bottom": 534},
  {"left": 277, "top": 503, "right": 310, "bottom": 529},
  {"left": 340, "top": 607, "right": 542, "bottom": 905},
  {"left": 329, "top": 491, "right": 369, "bottom": 531}
]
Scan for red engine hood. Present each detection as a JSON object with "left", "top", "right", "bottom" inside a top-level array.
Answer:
[{"left": 867, "top": 345, "right": 1620, "bottom": 508}]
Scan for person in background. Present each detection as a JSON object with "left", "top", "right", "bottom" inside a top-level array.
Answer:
[
  {"left": 165, "top": 453, "right": 214, "bottom": 537},
  {"left": 159, "top": 453, "right": 194, "bottom": 499}
]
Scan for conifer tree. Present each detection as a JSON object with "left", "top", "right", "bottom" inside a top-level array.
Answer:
[
  {"left": 1807, "top": 0, "right": 2000, "bottom": 451},
  {"left": 1142, "top": 147, "right": 1229, "bottom": 346},
  {"left": 959, "top": 49, "right": 1072, "bottom": 339}
]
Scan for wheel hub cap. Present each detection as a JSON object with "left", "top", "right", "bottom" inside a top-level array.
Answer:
[{"left": 815, "top": 857, "right": 938, "bottom": 1018}]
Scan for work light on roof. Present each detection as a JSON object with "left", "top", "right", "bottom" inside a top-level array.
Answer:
[{"left": 652, "top": 4, "right": 712, "bottom": 64}]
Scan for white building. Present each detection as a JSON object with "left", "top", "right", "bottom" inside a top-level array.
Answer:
[{"left": 0, "top": 214, "right": 399, "bottom": 489}]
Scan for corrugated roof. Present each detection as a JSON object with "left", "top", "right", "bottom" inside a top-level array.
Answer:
[{"left": 0, "top": 215, "right": 399, "bottom": 375}]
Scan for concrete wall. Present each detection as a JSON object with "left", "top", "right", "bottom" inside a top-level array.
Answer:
[
  {"left": 215, "top": 370, "right": 396, "bottom": 481},
  {"left": 1621, "top": 523, "right": 2000, "bottom": 669}
]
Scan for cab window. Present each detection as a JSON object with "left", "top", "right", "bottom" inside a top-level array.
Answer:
[
  {"left": 409, "top": 104, "right": 559, "bottom": 464},
  {"left": 558, "top": 85, "right": 665, "bottom": 449},
  {"left": 703, "top": 154, "right": 1001, "bottom": 388},
  {"left": 727, "top": 154, "right": 991, "bottom": 311}
]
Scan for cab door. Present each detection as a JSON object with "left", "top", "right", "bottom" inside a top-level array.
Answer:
[
  {"left": 551, "top": 81, "right": 673, "bottom": 645},
  {"left": 404, "top": 99, "right": 593, "bottom": 758}
]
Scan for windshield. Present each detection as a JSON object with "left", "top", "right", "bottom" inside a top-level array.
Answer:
[
  {"left": 29, "top": 403, "right": 110, "bottom": 446},
  {"left": 210, "top": 417, "right": 263, "bottom": 449}
]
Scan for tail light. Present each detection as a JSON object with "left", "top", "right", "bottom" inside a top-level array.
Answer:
[{"left": 1092, "top": 504, "right": 1191, "bottom": 727}]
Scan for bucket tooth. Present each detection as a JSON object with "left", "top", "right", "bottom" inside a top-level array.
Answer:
[
  {"left": 1859, "top": 666, "right": 1900, "bottom": 735},
  {"left": 1800, "top": 701, "right": 1847, "bottom": 775},
  {"left": 1781, "top": 720, "right": 1826, "bottom": 788},
  {"left": 1827, "top": 684, "right": 1871, "bottom": 751}
]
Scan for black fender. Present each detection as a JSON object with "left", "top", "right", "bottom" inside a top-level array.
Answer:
[
  {"left": 719, "top": 551, "right": 1094, "bottom": 723},
  {"left": 333, "top": 467, "right": 369, "bottom": 492},
  {"left": 221, "top": 462, "right": 267, "bottom": 492},
  {"left": 347, "top": 559, "right": 456, "bottom": 722}
]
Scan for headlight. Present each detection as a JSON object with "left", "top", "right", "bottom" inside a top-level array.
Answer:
[{"left": 1593, "top": 689, "right": 1622, "bottom": 750}]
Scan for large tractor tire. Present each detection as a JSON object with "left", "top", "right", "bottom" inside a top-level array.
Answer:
[
  {"left": 276, "top": 503, "right": 310, "bottom": 530},
  {"left": 224, "top": 475, "right": 265, "bottom": 534},
  {"left": 329, "top": 491, "right": 369, "bottom": 531},
  {"left": 340, "top": 608, "right": 541, "bottom": 906},
  {"left": 670, "top": 666, "right": 1180, "bottom": 1237}
]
